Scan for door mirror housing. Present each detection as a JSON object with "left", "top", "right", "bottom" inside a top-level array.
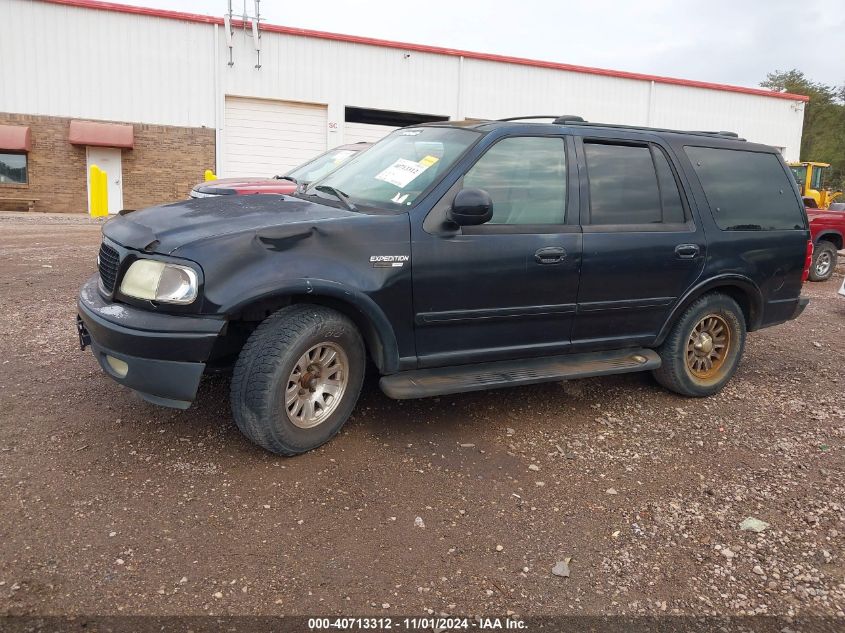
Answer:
[{"left": 448, "top": 188, "right": 493, "bottom": 226}]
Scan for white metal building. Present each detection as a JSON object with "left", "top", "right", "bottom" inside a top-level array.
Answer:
[{"left": 0, "top": 0, "right": 808, "bottom": 213}]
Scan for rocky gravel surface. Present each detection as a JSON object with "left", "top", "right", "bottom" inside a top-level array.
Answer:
[{"left": 0, "top": 214, "right": 843, "bottom": 622}]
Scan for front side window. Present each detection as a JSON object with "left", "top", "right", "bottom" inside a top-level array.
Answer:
[
  {"left": 463, "top": 136, "right": 567, "bottom": 225},
  {"left": 0, "top": 152, "right": 27, "bottom": 184},
  {"left": 685, "top": 146, "right": 804, "bottom": 231},
  {"left": 304, "top": 127, "right": 480, "bottom": 211}
]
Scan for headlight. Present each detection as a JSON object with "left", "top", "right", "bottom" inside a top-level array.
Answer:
[{"left": 119, "top": 260, "right": 198, "bottom": 304}]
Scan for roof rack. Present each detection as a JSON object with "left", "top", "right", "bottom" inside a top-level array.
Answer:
[
  {"left": 495, "top": 116, "right": 745, "bottom": 141},
  {"left": 497, "top": 115, "right": 585, "bottom": 123},
  {"left": 562, "top": 119, "right": 745, "bottom": 141}
]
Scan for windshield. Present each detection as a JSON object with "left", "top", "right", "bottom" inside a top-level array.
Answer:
[
  {"left": 285, "top": 147, "right": 363, "bottom": 184},
  {"left": 789, "top": 165, "right": 807, "bottom": 186},
  {"left": 304, "top": 127, "right": 481, "bottom": 210}
]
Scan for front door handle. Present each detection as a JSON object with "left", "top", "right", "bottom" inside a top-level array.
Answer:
[
  {"left": 534, "top": 246, "right": 567, "bottom": 265},
  {"left": 675, "top": 244, "right": 700, "bottom": 259}
]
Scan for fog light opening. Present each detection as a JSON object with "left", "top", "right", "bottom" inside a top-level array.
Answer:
[{"left": 105, "top": 355, "right": 129, "bottom": 378}]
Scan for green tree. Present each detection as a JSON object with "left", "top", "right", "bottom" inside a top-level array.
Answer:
[{"left": 762, "top": 70, "right": 845, "bottom": 193}]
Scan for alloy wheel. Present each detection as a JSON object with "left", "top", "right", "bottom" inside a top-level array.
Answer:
[
  {"left": 686, "top": 314, "right": 731, "bottom": 379},
  {"left": 284, "top": 342, "right": 348, "bottom": 428},
  {"left": 815, "top": 251, "right": 833, "bottom": 278}
]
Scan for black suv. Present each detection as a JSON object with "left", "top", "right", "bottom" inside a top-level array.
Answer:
[{"left": 77, "top": 117, "right": 811, "bottom": 455}]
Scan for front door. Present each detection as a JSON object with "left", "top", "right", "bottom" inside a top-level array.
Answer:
[
  {"left": 572, "top": 138, "right": 705, "bottom": 348},
  {"left": 86, "top": 146, "right": 123, "bottom": 214},
  {"left": 412, "top": 135, "right": 582, "bottom": 368}
]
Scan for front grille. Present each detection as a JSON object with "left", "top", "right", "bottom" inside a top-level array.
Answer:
[{"left": 98, "top": 242, "right": 120, "bottom": 292}]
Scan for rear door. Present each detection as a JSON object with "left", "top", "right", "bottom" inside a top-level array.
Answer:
[{"left": 572, "top": 137, "right": 705, "bottom": 348}]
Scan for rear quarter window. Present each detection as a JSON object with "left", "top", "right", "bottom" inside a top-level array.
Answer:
[{"left": 684, "top": 146, "right": 804, "bottom": 230}]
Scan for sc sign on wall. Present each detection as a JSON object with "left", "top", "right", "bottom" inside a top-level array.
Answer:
[{"left": 223, "top": 97, "right": 328, "bottom": 177}]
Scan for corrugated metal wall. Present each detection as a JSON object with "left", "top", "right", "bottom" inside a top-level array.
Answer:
[
  {"left": 1, "top": 0, "right": 805, "bottom": 161},
  {"left": 1, "top": 0, "right": 217, "bottom": 127}
]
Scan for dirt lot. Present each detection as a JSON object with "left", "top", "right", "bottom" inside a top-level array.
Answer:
[{"left": 1, "top": 212, "right": 843, "bottom": 621}]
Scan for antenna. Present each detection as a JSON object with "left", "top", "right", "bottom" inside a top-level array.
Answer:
[
  {"left": 252, "top": 0, "right": 262, "bottom": 69},
  {"left": 223, "top": 0, "right": 261, "bottom": 69},
  {"left": 224, "top": 0, "right": 234, "bottom": 66}
]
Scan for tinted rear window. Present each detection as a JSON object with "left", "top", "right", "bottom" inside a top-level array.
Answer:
[
  {"left": 585, "top": 143, "right": 661, "bottom": 224},
  {"left": 653, "top": 147, "right": 685, "bottom": 223},
  {"left": 684, "top": 146, "right": 804, "bottom": 230}
]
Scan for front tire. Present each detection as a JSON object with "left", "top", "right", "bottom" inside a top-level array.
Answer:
[
  {"left": 809, "top": 240, "right": 837, "bottom": 282},
  {"left": 231, "top": 305, "right": 365, "bottom": 455},
  {"left": 652, "top": 293, "right": 746, "bottom": 397}
]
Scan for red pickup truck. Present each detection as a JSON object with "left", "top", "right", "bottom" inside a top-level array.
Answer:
[
  {"left": 807, "top": 208, "right": 844, "bottom": 281},
  {"left": 190, "top": 142, "right": 371, "bottom": 199}
]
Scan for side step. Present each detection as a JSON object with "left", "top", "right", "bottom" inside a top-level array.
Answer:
[{"left": 379, "top": 348, "right": 661, "bottom": 400}]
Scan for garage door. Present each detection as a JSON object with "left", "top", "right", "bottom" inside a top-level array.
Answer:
[
  {"left": 223, "top": 97, "right": 327, "bottom": 177},
  {"left": 344, "top": 122, "right": 397, "bottom": 145}
]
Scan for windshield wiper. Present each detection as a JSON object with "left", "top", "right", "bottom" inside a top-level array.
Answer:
[
  {"left": 314, "top": 185, "right": 358, "bottom": 212},
  {"left": 274, "top": 175, "right": 298, "bottom": 184}
]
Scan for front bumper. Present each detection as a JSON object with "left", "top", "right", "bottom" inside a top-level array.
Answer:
[{"left": 77, "top": 275, "right": 226, "bottom": 408}]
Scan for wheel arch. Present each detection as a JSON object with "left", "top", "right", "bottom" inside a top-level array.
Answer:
[
  {"left": 654, "top": 275, "right": 762, "bottom": 346},
  {"left": 814, "top": 231, "right": 843, "bottom": 250},
  {"left": 224, "top": 281, "right": 400, "bottom": 374}
]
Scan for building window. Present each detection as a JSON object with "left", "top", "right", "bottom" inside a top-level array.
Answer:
[
  {"left": 344, "top": 106, "right": 448, "bottom": 127},
  {"left": 0, "top": 152, "right": 27, "bottom": 184}
]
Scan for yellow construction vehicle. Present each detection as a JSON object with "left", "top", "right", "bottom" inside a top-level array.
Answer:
[{"left": 788, "top": 161, "right": 842, "bottom": 209}]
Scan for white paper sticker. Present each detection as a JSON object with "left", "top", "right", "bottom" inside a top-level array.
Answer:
[{"left": 375, "top": 158, "right": 432, "bottom": 188}]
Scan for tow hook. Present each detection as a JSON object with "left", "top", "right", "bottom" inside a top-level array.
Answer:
[{"left": 76, "top": 316, "right": 91, "bottom": 351}]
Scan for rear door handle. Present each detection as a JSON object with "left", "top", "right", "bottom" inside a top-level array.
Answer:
[
  {"left": 534, "top": 246, "right": 567, "bottom": 265},
  {"left": 675, "top": 244, "right": 700, "bottom": 259}
]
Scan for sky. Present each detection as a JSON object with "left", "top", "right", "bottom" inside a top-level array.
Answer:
[{"left": 113, "top": 0, "right": 843, "bottom": 90}]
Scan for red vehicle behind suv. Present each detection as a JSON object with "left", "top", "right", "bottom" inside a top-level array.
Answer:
[
  {"left": 807, "top": 207, "right": 844, "bottom": 281},
  {"left": 190, "top": 142, "right": 371, "bottom": 198}
]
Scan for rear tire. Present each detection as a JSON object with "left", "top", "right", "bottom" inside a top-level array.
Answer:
[
  {"left": 808, "top": 240, "right": 837, "bottom": 281},
  {"left": 231, "top": 305, "right": 365, "bottom": 455},
  {"left": 652, "top": 293, "right": 746, "bottom": 397}
]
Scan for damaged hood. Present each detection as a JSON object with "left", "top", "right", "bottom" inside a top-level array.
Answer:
[{"left": 103, "top": 195, "right": 357, "bottom": 254}]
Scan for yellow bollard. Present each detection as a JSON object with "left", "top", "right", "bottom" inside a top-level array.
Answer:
[
  {"left": 89, "top": 165, "right": 109, "bottom": 217},
  {"left": 99, "top": 167, "right": 109, "bottom": 214},
  {"left": 204, "top": 169, "right": 217, "bottom": 181}
]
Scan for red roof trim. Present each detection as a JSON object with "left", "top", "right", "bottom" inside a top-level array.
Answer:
[{"left": 41, "top": 0, "right": 810, "bottom": 103}]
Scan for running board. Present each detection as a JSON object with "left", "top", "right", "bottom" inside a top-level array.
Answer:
[{"left": 379, "top": 348, "right": 661, "bottom": 400}]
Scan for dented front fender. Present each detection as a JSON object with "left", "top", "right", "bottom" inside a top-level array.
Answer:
[{"left": 172, "top": 211, "right": 415, "bottom": 372}]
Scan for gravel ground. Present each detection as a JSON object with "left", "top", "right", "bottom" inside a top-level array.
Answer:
[{"left": 0, "top": 212, "right": 843, "bottom": 621}]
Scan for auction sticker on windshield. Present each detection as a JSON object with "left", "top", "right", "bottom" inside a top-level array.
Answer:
[{"left": 375, "top": 156, "right": 439, "bottom": 188}]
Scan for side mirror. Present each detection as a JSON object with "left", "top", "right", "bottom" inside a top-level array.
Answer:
[{"left": 448, "top": 188, "right": 493, "bottom": 226}]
